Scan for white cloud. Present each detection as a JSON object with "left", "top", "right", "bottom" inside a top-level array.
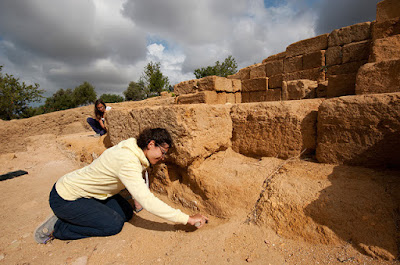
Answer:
[{"left": 0, "top": 0, "right": 379, "bottom": 100}]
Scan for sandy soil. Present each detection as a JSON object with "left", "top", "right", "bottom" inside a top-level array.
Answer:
[{"left": 0, "top": 108, "right": 399, "bottom": 265}]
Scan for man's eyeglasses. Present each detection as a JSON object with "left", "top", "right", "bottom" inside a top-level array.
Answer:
[{"left": 156, "top": 144, "right": 168, "bottom": 159}]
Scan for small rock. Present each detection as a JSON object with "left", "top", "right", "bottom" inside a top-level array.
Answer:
[
  {"left": 71, "top": 256, "right": 88, "bottom": 265},
  {"left": 0, "top": 253, "right": 5, "bottom": 260},
  {"left": 246, "top": 257, "right": 253, "bottom": 262}
]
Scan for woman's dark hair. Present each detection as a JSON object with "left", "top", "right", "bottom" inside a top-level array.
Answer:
[
  {"left": 94, "top": 99, "right": 106, "bottom": 120},
  {"left": 137, "top": 128, "right": 173, "bottom": 150}
]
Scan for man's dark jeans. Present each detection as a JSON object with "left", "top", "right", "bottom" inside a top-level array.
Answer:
[{"left": 49, "top": 185, "right": 133, "bottom": 240}]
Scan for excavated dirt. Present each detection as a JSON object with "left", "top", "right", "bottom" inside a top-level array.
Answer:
[{"left": 0, "top": 103, "right": 399, "bottom": 264}]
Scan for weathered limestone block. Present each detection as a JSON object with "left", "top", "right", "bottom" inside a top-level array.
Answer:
[
  {"left": 268, "top": 74, "right": 283, "bottom": 89},
  {"left": 327, "top": 74, "right": 357, "bottom": 98},
  {"left": 284, "top": 68, "right": 325, "bottom": 82},
  {"left": 284, "top": 55, "right": 302, "bottom": 73},
  {"left": 286, "top": 34, "right": 329, "bottom": 57},
  {"left": 377, "top": 0, "right": 400, "bottom": 22},
  {"left": 232, "top": 79, "right": 242, "bottom": 92},
  {"left": 265, "top": 59, "right": 284, "bottom": 76},
  {"left": 227, "top": 66, "right": 251, "bottom": 80},
  {"left": 372, "top": 17, "right": 400, "bottom": 40},
  {"left": 235, "top": 92, "right": 242, "bottom": 103},
  {"left": 227, "top": 92, "right": 236, "bottom": 104},
  {"left": 303, "top": 50, "right": 326, "bottom": 70},
  {"left": 262, "top": 51, "right": 287, "bottom": 63},
  {"left": 265, "top": 88, "right": 282, "bottom": 101},
  {"left": 241, "top": 91, "right": 267, "bottom": 103},
  {"left": 327, "top": 60, "right": 367, "bottom": 75},
  {"left": 316, "top": 81, "right": 328, "bottom": 98},
  {"left": 198, "top": 75, "right": 233, "bottom": 92},
  {"left": 217, "top": 92, "right": 227, "bottom": 104},
  {"left": 326, "top": 46, "right": 342, "bottom": 66},
  {"left": 242, "top": 78, "right": 268, "bottom": 92},
  {"left": 107, "top": 104, "right": 232, "bottom": 168},
  {"left": 174, "top": 79, "right": 200, "bottom": 96},
  {"left": 342, "top": 40, "right": 371, "bottom": 63},
  {"left": 328, "top": 22, "right": 371, "bottom": 47},
  {"left": 176, "top": 91, "right": 218, "bottom": 105},
  {"left": 316, "top": 92, "right": 400, "bottom": 168},
  {"left": 356, "top": 59, "right": 400, "bottom": 94},
  {"left": 284, "top": 79, "right": 318, "bottom": 100},
  {"left": 249, "top": 64, "right": 267, "bottom": 79},
  {"left": 282, "top": 81, "right": 288, "bottom": 100},
  {"left": 231, "top": 99, "right": 323, "bottom": 158},
  {"left": 370, "top": 35, "right": 400, "bottom": 62}
]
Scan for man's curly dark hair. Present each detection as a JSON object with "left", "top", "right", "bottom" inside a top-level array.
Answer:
[{"left": 137, "top": 128, "right": 173, "bottom": 150}]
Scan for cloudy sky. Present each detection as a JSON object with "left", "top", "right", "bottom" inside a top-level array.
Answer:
[{"left": 0, "top": 0, "right": 379, "bottom": 99}]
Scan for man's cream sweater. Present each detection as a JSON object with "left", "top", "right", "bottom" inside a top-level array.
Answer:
[{"left": 56, "top": 138, "right": 189, "bottom": 224}]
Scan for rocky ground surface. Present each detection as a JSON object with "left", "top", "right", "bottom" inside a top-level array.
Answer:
[{"left": 0, "top": 105, "right": 399, "bottom": 265}]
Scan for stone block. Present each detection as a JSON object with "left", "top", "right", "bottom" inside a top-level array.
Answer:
[
  {"left": 107, "top": 104, "right": 232, "bottom": 168},
  {"left": 342, "top": 40, "right": 371, "bottom": 63},
  {"left": 217, "top": 92, "right": 227, "bottom": 104},
  {"left": 303, "top": 50, "right": 326, "bottom": 70},
  {"left": 377, "top": 0, "right": 400, "bottom": 22},
  {"left": 356, "top": 59, "right": 400, "bottom": 94},
  {"left": 174, "top": 79, "right": 200, "bottom": 95},
  {"left": 241, "top": 91, "right": 267, "bottom": 103},
  {"left": 235, "top": 92, "right": 242, "bottom": 103},
  {"left": 369, "top": 35, "right": 400, "bottom": 62},
  {"left": 176, "top": 91, "right": 218, "bottom": 105},
  {"left": 262, "top": 51, "right": 287, "bottom": 63},
  {"left": 231, "top": 99, "right": 323, "bottom": 158},
  {"left": 316, "top": 92, "right": 400, "bottom": 168},
  {"left": 226, "top": 93, "right": 236, "bottom": 104},
  {"left": 284, "top": 68, "right": 325, "bottom": 83},
  {"left": 326, "top": 74, "right": 357, "bottom": 98},
  {"left": 198, "top": 75, "right": 233, "bottom": 92},
  {"left": 232, "top": 79, "right": 242, "bottom": 92},
  {"left": 372, "top": 17, "right": 400, "bottom": 40},
  {"left": 284, "top": 55, "right": 302, "bottom": 73},
  {"left": 242, "top": 78, "right": 268, "bottom": 92},
  {"left": 265, "top": 88, "right": 282, "bottom": 101},
  {"left": 268, "top": 74, "right": 283, "bottom": 89},
  {"left": 286, "top": 79, "right": 318, "bottom": 100},
  {"left": 327, "top": 60, "right": 367, "bottom": 75},
  {"left": 316, "top": 81, "right": 328, "bottom": 98},
  {"left": 227, "top": 66, "right": 251, "bottom": 80},
  {"left": 282, "top": 81, "right": 288, "bottom": 100},
  {"left": 328, "top": 22, "right": 371, "bottom": 47},
  {"left": 286, "top": 34, "right": 329, "bottom": 57},
  {"left": 250, "top": 63, "right": 267, "bottom": 79},
  {"left": 326, "top": 46, "right": 342, "bottom": 66},
  {"left": 265, "top": 59, "right": 284, "bottom": 76}
]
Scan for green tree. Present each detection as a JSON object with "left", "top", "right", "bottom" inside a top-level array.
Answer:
[
  {"left": 141, "top": 62, "right": 170, "bottom": 97},
  {"left": 100, "top": 93, "right": 124, "bottom": 103},
  {"left": 73, "top": 81, "right": 97, "bottom": 106},
  {"left": 44, "top": 88, "right": 76, "bottom": 112},
  {"left": 123, "top": 80, "right": 147, "bottom": 101},
  {"left": 194, "top": 55, "right": 238, "bottom": 78},
  {"left": 0, "top": 66, "right": 44, "bottom": 120}
]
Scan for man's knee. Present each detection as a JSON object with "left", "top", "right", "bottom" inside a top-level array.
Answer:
[{"left": 103, "top": 215, "right": 125, "bottom": 236}]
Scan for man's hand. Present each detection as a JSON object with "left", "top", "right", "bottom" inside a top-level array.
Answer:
[{"left": 187, "top": 213, "right": 209, "bottom": 228}]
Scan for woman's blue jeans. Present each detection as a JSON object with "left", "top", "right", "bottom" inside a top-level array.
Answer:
[
  {"left": 49, "top": 185, "right": 133, "bottom": 240},
  {"left": 87, "top": 117, "right": 107, "bottom": 135}
]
